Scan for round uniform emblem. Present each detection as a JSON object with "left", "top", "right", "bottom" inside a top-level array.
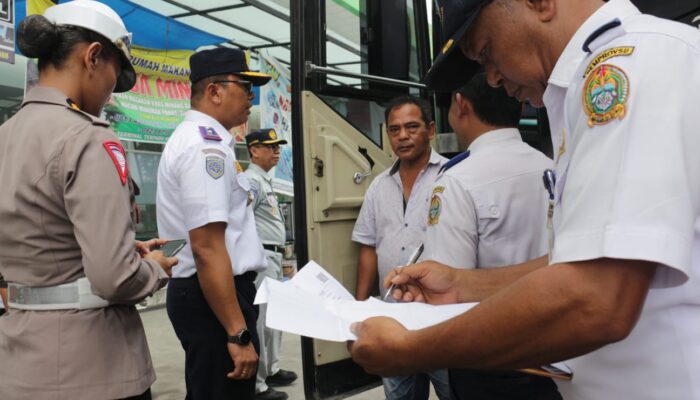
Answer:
[
  {"left": 583, "top": 64, "right": 629, "bottom": 127},
  {"left": 428, "top": 193, "right": 442, "bottom": 226}
]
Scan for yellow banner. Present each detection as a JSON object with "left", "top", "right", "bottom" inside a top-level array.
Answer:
[{"left": 27, "top": 0, "right": 57, "bottom": 16}]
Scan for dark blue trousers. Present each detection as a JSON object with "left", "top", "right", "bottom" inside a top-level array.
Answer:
[
  {"left": 167, "top": 272, "right": 260, "bottom": 400},
  {"left": 449, "top": 369, "right": 562, "bottom": 400}
]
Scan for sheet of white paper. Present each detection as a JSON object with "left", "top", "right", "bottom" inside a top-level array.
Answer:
[
  {"left": 258, "top": 261, "right": 573, "bottom": 377},
  {"left": 253, "top": 277, "right": 284, "bottom": 305},
  {"left": 265, "top": 278, "right": 357, "bottom": 341},
  {"left": 254, "top": 260, "right": 353, "bottom": 305},
  {"left": 259, "top": 261, "right": 477, "bottom": 341},
  {"left": 289, "top": 260, "right": 354, "bottom": 300},
  {"left": 329, "top": 299, "right": 476, "bottom": 331}
]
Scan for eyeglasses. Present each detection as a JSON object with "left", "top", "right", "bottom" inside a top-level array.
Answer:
[
  {"left": 213, "top": 80, "right": 253, "bottom": 95},
  {"left": 254, "top": 144, "right": 281, "bottom": 151}
]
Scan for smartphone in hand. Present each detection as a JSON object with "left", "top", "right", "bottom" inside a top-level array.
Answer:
[{"left": 159, "top": 239, "right": 187, "bottom": 257}]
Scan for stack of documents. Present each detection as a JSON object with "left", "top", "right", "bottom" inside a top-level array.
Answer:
[
  {"left": 254, "top": 260, "right": 477, "bottom": 341},
  {"left": 254, "top": 261, "right": 572, "bottom": 380}
]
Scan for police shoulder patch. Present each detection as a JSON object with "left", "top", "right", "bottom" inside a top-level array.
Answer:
[
  {"left": 583, "top": 64, "right": 629, "bottom": 127},
  {"left": 102, "top": 141, "right": 128, "bottom": 185},
  {"left": 205, "top": 156, "right": 225, "bottom": 179}
]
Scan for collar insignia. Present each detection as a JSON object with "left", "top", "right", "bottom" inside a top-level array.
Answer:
[{"left": 199, "top": 126, "right": 222, "bottom": 141}]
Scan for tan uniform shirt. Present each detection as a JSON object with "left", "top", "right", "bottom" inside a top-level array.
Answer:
[{"left": 0, "top": 87, "right": 169, "bottom": 399}]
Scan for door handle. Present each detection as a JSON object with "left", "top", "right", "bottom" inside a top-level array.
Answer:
[{"left": 353, "top": 146, "right": 375, "bottom": 184}]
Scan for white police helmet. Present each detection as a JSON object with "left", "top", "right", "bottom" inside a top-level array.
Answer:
[{"left": 44, "top": 0, "right": 136, "bottom": 92}]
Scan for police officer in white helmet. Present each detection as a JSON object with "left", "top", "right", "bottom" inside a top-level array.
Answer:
[{"left": 0, "top": 1, "right": 177, "bottom": 399}]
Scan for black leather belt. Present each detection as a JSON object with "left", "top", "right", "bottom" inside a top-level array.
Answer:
[{"left": 263, "top": 244, "right": 285, "bottom": 254}]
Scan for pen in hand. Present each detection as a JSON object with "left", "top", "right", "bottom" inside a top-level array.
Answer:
[{"left": 383, "top": 243, "right": 424, "bottom": 301}]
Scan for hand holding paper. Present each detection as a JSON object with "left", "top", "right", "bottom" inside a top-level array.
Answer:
[
  {"left": 255, "top": 261, "right": 571, "bottom": 380},
  {"left": 254, "top": 261, "right": 476, "bottom": 341}
]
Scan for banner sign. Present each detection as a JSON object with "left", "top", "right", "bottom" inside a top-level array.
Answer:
[
  {"left": 259, "top": 51, "right": 293, "bottom": 184},
  {"left": 0, "top": 0, "right": 15, "bottom": 64},
  {"left": 104, "top": 47, "right": 193, "bottom": 144}
]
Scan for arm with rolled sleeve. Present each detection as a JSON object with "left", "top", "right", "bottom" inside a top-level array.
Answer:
[
  {"left": 352, "top": 180, "right": 379, "bottom": 300},
  {"left": 552, "top": 37, "right": 700, "bottom": 286},
  {"left": 351, "top": 37, "right": 697, "bottom": 375},
  {"left": 62, "top": 128, "right": 168, "bottom": 304}
]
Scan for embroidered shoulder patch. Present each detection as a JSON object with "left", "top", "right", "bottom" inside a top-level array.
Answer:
[
  {"left": 206, "top": 156, "right": 225, "bottom": 179},
  {"left": 199, "top": 126, "right": 222, "bottom": 141},
  {"left": 583, "top": 64, "right": 629, "bottom": 127},
  {"left": 583, "top": 47, "right": 634, "bottom": 78},
  {"left": 103, "top": 141, "right": 128, "bottom": 185},
  {"left": 428, "top": 192, "right": 442, "bottom": 226}
]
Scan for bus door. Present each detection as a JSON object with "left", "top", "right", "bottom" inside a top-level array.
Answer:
[{"left": 290, "top": 0, "right": 433, "bottom": 398}]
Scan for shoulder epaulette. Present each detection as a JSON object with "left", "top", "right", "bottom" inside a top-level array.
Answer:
[
  {"left": 583, "top": 18, "right": 621, "bottom": 53},
  {"left": 439, "top": 150, "right": 470, "bottom": 174},
  {"left": 64, "top": 98, "right": 110, "bottom": 127},
  {"left": 199, "top": 126, "right": 222, "bottom": 141}
]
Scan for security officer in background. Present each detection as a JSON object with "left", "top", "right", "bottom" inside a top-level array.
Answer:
[
  {"left": 156, "top": 48, "right": 271, "bottom": 400},
  {"left": 244, "top": 129, "right": 298, "bottom": 400},
  {"left": 350, "top": 1, "right": 700, "bottom": 399},
  {"left": 0, "top": 1, "right": 176, "bottom": 399}
]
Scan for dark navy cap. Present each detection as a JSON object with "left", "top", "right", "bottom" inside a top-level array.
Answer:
[
  {"left": 245, "top": 129, "right": 288, "bottom": 147},
  {"left": 189, "top": 47, "right": 272, "bottom": 85},
  {"left": 424, "top": 0, "right": 490, "bottom": 92}
]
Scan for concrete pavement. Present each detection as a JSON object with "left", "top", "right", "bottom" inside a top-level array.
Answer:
[{"left": 142, "top": 306, "right": 433, "bottom": 400}]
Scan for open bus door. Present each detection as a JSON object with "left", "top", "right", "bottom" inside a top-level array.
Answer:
[{"left": 290, "top": 0, "right": 434, "bottom": 398}]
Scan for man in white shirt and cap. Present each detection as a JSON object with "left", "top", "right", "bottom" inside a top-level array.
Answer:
[
  {"left": 157, "top": 47, "right": 272, "bottom": 400},
  {"left": 349, "top": 1, "right": 700, "bottom": 399}
]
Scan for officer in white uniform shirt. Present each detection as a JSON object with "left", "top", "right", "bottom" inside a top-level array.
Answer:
[
  {"left": 156, "top": 47, "right": 271, "bottom": 400},
  {"left": 425, "top": 73, "right": 552, "bottom": 270},
  {"left": 424, "top": 73, "right": 557, "bottom": 399},
  {"left": 348, "top": 1, "right": 700, "bottom": 399}
]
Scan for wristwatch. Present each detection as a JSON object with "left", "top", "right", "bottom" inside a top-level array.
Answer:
[{"left": 228, "top": 328, "right": 252, "bottom": 345}]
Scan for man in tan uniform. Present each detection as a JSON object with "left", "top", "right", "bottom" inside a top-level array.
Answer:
[
  {"left": 244, "top": 129, "right": 297, "bottom": 400},
  {"left": 0, "top": 2, "right": 176, "bottom": 399}
]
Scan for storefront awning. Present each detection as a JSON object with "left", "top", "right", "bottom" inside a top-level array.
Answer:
[{"left": 15, "top": 0, "right": 228, "bottom": 51}]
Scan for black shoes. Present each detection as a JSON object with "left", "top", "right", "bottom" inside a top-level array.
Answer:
[
  {"left": 254, "top": 388, "right": 288, "bottom": 400},
  {"left": 265, "top": 369, "right": 298, "bottom": 387}
]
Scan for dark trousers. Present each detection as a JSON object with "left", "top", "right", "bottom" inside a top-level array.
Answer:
[
  {"left": 167, "top": 272, "right": 260, "bottom": 400},
  {"left": 449, "top": 369, "right": 562, "bottom": 400}
]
